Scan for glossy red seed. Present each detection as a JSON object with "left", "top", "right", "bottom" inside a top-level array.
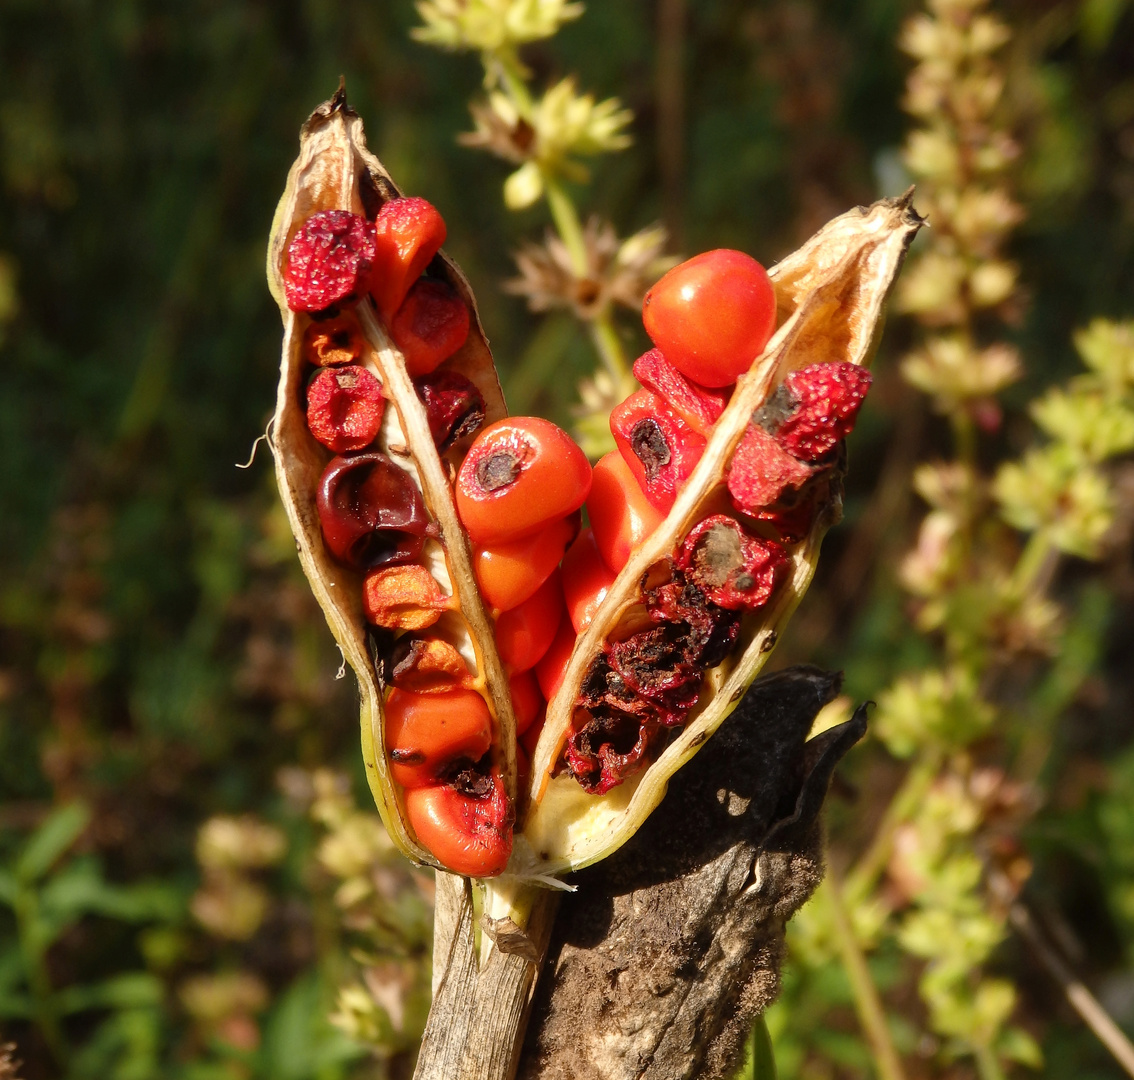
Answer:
[
  {"left": 509, "top": 670, "right": 544, "bottom": 738},
  {"left": 642, "top": 249, "right": 776, "bottom": 388},
  {"left": 285, "top": 210, "right": 376, "bottom": 313},
  {"left": 317, "top": 453, "right": 433, "bottom": 570},
  {"left": 414, "top": 370, "right": 485, "bottom": 449},
  {"left": 456, "top": 418, "right": 591, "bottom": 546},
  {"left": 535, "top": 618, "right": 577, "bottom": 703},
  {"left": 561, "top": 528, "right": 617, "bottom": 633},
  {"left": 305, "top": 365, "right": 385, "bottom": 453},
  {"left": 384, "top": 687, "right": 492, "bottom": 789},
  {"left": 495, "top": 570, "right": 564, "bottom": 672},
  {"left": 587, "top": 452, "right": 666, "bottom": 574},
  {"left": 371, "top": 197, "right": 447, "bottom": 320},
  {"left": 676, "top": 515, "right": 788, "bottom": 611},
  {"left": 610, "top": 389, "right": 706, "bottom": 513},
  {"left": 390, "top": 278, "right": 470, "bottom": 376},
  {"left": 761, "top": 362, "right": 873, "bottom": 461},
  {"left": 404, "top": 774, "right": 512, "bottom": 877},
  {"left": 473, "top": 513, "right": 578, "bottom": 613},
  {"left": 632, "top": 348, "right": 729, "bottom": 435}
]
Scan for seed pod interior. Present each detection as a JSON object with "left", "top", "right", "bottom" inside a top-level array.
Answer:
[
  {"left": 269, "top": 90, "right": 518, "bottom": 871},
  {"left": 520, "top": 196, "right": 922, "bottom": 876}
]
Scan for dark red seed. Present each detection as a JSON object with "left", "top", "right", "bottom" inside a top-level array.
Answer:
[
  {"left": 285, "top": 210, "right": 377, "bottom": 313},
  {"left": 760, "top": 362, "right": 872, "bottom": 461},
  {"left": 306, "top": 365, "right": 386, "bottom": 453},
  {"left": 390, "top": 278, "right": 471, "bottom": 377},
  {"left": 414, "top": 370, "right": 486, "bottom": 449},
  {"left": 676, "top": 515, "right": 788, "bottom": 611},
  {"left": 565, "top": 710, "right": 656, "bottom": 795},
  {"left": 632, "top": 348, "right": 729, "bottom": 435},
  {"left": 317, "top": 453, "right": 434, "bottom": 570}
]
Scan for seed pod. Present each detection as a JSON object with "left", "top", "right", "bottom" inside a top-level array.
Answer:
[
  {"left": 268, "top": 88, "right": 517, "bottom": 871},
  {"left": 520, "top": 194, "right": 923, "bottom": 876},
  {"left": 270, "top": 89, "right": 922, "bottom": 884}
]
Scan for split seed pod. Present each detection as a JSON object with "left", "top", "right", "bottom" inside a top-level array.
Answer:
[
  {"left": 520, "top": 200, "right": 922, "bottom": 874},
  {"left": 268, "top": 88, "right": 518, "bottom": 869},
  {"left": 268, "top": 89, "right": 922, "bottom": 883}
]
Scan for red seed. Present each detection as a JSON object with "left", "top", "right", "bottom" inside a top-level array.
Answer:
[
  {"left": 414, "top": 370, "right": 485, "bottom": 449},
  {"left": 535, "top": 618, "right": 577, "bottom": 702},
  {"left": 317, "top": 453, "right": 433, "bottom": 570},
  {"left": 371, "top": 197, "right": 447, "bottom": 320},
  {"left": 456, "top": 418, "right": 592, "bottom": 546},
  {"left": 676, "top": 515, "right": 789, "bottom": 611},
  {"left": 285, "top": 210, "right": 376, "bottom": 313},
  {"left": 473, "top": 514, "right": 578, "bottom": 613},
  {"left": 509, "top": 670, "right": 544, "bottom": 738},
  {"left": 632, "top": 348, "right": 729, "bottom": 435},
  {"left": 384, "top": 687, "right": 492, "bottom": 789},
  {"left": 587, "top": 452, "right": 666, "bottom": 574},
  {"left": 561, "top": 528, "right": 617, "bottom": 633},
  {"left": 726, "top": 424, "right": 815, "bottom": 515},
  {"left": 306, "top": 365, "right": 385, "bottom": 453},
  {"left": 390, "top": 278, "right": 471, "bottom": 376},
  {"left": 610, "top": 389, "right": 706, "bottom": 513},
  {"left": 403, "top": 772, "right": 512, "bottom": 877},
  {"left": 494, "top": 570, "right": 564, "bottom": 672},
  {"left": 762, "top": 362, "right": 873, "bottom": 461}
]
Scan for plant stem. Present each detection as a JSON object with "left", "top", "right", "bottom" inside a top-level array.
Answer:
[
  {"left": 590, "top": 313, "right": 630, "bottom": 385},
  {"left": 14, "top": 885, "right": 68, "bottom": 1066},
  {"left": 823, "top": 866, "right": 908, "bottom": 1080},
  {"left": 543, "top": 177, "right": 589, "bottom": 278},
  {"left": 845, "top": 752, "right": 940, "bottom": 906},
  {"left": 974, "top": 1043, "right": 1007, "bottom": 1080},
  {"left": 1009, "top": 531, "right": 1055, "bottom": 598}
]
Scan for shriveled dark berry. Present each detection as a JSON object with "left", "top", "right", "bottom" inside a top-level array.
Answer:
[
  {"left": 390, "top": 278, "right": 470, "bottom": 376},
  {"left": 414, "top": 370, "right": 486, "bottom": 449},
  {"left": 317, "top": 452, "right": 434, "bottom": 570},
  {"left": 565, "top": 710, "right": 656, "bottom": 795},
  {"left": 676, "top": 515, "right": 788, "bottom": 611}
]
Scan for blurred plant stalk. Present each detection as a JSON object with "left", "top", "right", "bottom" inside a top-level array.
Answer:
[
  {"left": 788, "top": 1, "right": 1134, "bottom": 1077},
  {"left": 415, "top": 0, "right": 676, "bottom": 456}
]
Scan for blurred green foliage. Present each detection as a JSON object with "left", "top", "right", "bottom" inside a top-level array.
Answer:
[{"left": 1, "top": 0, "right": 1133, "bottom": 1077}]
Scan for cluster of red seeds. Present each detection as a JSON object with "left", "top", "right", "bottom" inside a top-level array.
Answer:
[
  {"left": 286, "top": 204, "right": 874, "bottom": 862},
  {"left": 553, "top": 249, "right": 873, "bottom": 794},
  {"left": 287, "top": 199, "right": 515, "bottom": 877}
]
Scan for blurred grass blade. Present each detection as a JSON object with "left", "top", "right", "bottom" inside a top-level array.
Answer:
[
  {"left": 733, "top": 1014, "right": 778, "bottom": 1080},
  {"left": 16, "top": 804, "right": 91, "bottom": 884}
]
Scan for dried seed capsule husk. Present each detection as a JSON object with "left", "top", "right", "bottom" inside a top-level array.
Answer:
[
  {"left": 520, "top": 194, "right": 923, "bottom": 877},
  {"left": 267, "top": 88, "right": 519, "bottom": 870}
]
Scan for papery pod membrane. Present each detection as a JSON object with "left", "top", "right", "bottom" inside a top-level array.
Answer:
[
  {"left": 520, "top": 195, "right": 923, "bottom": 877},
  {"left": 267, "top": 88, "right": 518, "bottom": 870}
]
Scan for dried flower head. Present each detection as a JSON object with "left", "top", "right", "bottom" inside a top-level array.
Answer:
[{"left": 505, "top": 218, "right": 673, "bottom": 319}]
